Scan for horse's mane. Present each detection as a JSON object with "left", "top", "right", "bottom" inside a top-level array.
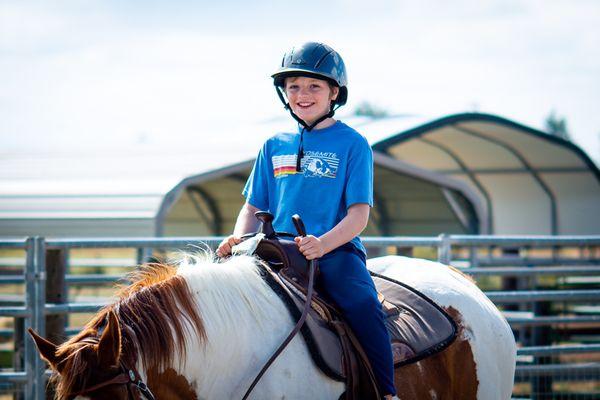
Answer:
[{"left": 53, "top": 254, "right": 207, "bottom": 398}]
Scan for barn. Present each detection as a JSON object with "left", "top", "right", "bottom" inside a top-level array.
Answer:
[{"left": 1, "top": 112, "right": 599, "bottom": 238}]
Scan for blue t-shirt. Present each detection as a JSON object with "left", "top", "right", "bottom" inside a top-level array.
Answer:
[{"left": 242, "top": 120, "right": 373, "bottom": 254}]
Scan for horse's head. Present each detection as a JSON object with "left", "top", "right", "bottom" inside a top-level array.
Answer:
[
  {"left": 25, "top": 259, "right": 216, "bottom": 399},
  {"left": 28, "top": 310, "right": 132, "bottom": 400}
]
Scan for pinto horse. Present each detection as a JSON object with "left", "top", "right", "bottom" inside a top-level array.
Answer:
[{"left": 30, "top": 253, "right": 516, "bottom": 399}]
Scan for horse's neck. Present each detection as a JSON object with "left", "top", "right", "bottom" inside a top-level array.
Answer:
[{"left": 173, "top": 256, "right": 344, "bottom": 399}]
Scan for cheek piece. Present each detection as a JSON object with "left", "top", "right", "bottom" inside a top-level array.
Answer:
[{"left": 275, "top": 86, "right": 340, "bottom": 172}]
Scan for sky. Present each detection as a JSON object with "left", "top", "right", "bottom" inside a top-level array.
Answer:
[{"left": 1, "top": 0, "right": 599, "bottom": 163}]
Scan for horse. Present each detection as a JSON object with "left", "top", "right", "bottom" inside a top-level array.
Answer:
[{"left": 29, "top": 252, "right": 516, "bottom": 400}]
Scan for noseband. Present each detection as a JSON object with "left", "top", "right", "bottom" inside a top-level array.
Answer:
[
  {"left": 69, "top": 316, "right": 156, "bottom": 400},
  {"left": 69, "top": 361, "right": 155, "bottom": 400}
]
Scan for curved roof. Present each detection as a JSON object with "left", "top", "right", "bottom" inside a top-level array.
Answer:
[
  {"left": 1, "top": 112, "right": 597, "bottom": 237},
  {"left": 156, "top": 153, "right": 484, "bottom": 237},
  {"left": 372, "top": 113, "right": 600, "bottom": 235}
]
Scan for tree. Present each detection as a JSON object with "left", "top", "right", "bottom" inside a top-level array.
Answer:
[
  {"left": 545, "top": 111, "right": 570, "bottom": 141},
  {"left": 353, "top": 101, "right": 389, "bottom": 118}
]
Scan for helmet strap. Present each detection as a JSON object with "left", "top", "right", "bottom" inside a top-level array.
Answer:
[
  {"left": 275, "top": 86, "right": 340, "bottom": 172},
  {"left": 296, "top": 127, "right": 305, "bottom": 172},
  {"left": 275, "top": 86, "right": 339, "bottom": 131},
  {"left": 290, "top": 100, "right": 340, "bottom": 173}
]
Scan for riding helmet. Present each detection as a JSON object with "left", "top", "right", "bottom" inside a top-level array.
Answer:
[{"left": 272, "top": 42, "right": 348, "bottom": 107}]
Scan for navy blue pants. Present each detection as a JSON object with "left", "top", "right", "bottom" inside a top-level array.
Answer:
[{"left": 317, "top": 244, "right": 396, "bottom": 396}]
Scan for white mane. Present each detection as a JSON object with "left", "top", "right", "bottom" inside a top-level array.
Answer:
[
  {"left": 170, "top": 252, "right": 344, "bottom": 398},
  {"left": 175, "top": 253, "right": 284, "bottom": 334}
]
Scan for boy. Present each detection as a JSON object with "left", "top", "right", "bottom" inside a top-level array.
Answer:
[{"left": 217, "top": 42, "right": 397, "bottom": 399}]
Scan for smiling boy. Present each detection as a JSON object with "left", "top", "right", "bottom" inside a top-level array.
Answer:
[{"left": 217, "top": 42, "right": 397, "bottom": 399}]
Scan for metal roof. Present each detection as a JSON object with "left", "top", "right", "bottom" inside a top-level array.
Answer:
[
  {"left": 1, "top": 112, "right": 597, "bottom": 237},
  {"left": 372, "top": 113, "right": 600, "bottom": 235}
]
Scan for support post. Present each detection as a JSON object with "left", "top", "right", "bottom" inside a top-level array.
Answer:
[
  {"left": 501, "top": 248, "right": 521, "bottom": 343},
  {"left": 45, "top": 249, "right": 67, "bottom": 344},
  {"left": 13, "top": 317, "right": 25, "bottom": 400},
  {"left": 44, "top": 249, "right": 67, "bottom": 400},
  {"left": 531, "top": 298, "right": 553, "bottom": 398},
  {"left": 437, "top": 234, "right": 451, "bottom": 265},
  {"left": 136, "top": 247, "right": 153, "bottom": 265},
  {"left": 24, "top": 237, "right": 46, "bottom": 400}
]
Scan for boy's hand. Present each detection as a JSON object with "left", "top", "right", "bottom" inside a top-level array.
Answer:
[
  {"left": 295, "top": 235, "right": 326, "bottom": 260},
  {"left": 216, "top": 235, "right": 242, "bottom": 258}
]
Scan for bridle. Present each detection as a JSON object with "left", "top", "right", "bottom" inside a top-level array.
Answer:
[
  {"left": 69, "top": 361, "right": 156, "bottom": 400},
  {"left": 68, "top": 317, "right": 157, "bottom": 400}
]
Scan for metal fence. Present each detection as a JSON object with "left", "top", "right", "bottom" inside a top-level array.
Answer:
[{"left": 0, "top": 235, "right": 599, "bottom": 399}]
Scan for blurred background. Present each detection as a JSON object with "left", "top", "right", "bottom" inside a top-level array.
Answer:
[
  {"left": 1, "top": 2, "right": 600, "bottom": 399},
  {"left": 1, "top": 0, "right": 599, "bottom": 157}
]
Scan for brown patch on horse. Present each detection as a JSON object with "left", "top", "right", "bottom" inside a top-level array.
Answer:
[
  {"left": 394, "top": 306, "right": 478, "bottom": 399},
  {"left": 147, "top": 367, "right": 199, "bottom": 399},
  {"left": 40, "top": 262, "right": 205, "bottom": 400}
]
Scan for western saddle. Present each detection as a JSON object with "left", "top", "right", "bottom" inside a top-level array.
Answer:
[{"left": 235, "top": 212, "right": 457, "bottom": 400}]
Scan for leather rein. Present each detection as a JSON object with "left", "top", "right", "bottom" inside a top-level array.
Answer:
[
  {"left": 241, "top": 214, "right": 317, "bottom": 400},
  {"left": 241, "top": 257, "right": 316, "bottom": 400}
]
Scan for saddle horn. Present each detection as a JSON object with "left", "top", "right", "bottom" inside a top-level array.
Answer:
[
  {"left": 292, "top": 214, "right": 307, "bottom": 237},
  {"left": 255, "top": 211, "right": 276, "bottom": 239}
]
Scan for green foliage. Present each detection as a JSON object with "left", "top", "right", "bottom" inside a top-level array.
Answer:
[
  {"left": 353, "top": 101, "right": 389, "bottom": 118},
  {"left": 545, "top": 110, "right": 570, "bottom": 141}
]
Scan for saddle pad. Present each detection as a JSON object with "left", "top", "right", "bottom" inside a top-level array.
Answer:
[
  {"left": 370, "top": 271, "right": 458, "bottom": 367},
  {"left": 261, "top": 263, "right": 457, "bottom": 381}
]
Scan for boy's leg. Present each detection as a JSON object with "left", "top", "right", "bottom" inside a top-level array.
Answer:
[{"left": 318, "top": 245, "right": 396, "bottom": 397}]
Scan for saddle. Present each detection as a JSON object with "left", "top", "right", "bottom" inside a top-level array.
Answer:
[{"left": 236, "top": 212, "right": 457, "bottom": 400}]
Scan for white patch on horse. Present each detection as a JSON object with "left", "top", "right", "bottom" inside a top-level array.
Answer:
[
  {"left": 429, "top": 388, "right": 438, "bottom": 399},
  {"left": 174, "top": 254, "right": 344, "bottom": 399},
  {"left": 368, "top": 256, "right": 517, "bottom": 400}
]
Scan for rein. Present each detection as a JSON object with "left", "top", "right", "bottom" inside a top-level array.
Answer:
[
  {"left": 241, "top": 215, "right": 317, "bottom": 400},
  {"left": 241, "top": 258, "right": 316, "bottom": 400}
]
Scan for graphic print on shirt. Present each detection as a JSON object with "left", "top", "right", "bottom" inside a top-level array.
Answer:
[
  {"left": 272, "top": 154, "right": 298, "bottom": 178},
  {"left": 272, "top": 151, "right": 339, "bottom": 179}
]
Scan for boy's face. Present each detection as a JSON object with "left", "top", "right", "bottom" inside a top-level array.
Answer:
[{"left": 284, "top": 76, "right": 339, "bottom": 126}]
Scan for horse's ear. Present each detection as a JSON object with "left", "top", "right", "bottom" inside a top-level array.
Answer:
[
  {"left": 97, "top": 310, "right": 121, "bottom": 368},
  {"left": 28, "top": 328, "right": 61, "bottom": 371}
]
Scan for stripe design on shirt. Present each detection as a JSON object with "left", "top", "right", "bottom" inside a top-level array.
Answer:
[
  {"left": 272, "top": 154, "right": 299, "bottom": 177},
  {"left": 272, "top": 152, "right": 340, "bottom": 179}
]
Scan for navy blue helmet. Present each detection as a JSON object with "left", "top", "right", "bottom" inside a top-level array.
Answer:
[{"left": 272, "top": 42, "right": 348, "bottom": 107}]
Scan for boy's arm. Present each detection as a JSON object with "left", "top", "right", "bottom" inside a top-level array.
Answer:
[
  {"left": 295, "top": 203, "right": 370, "bottom": 260},
  {"left": 217, "top": 202, "right": 261, "bottom": 257},
  {"left": 233, "top": 202, "right": 261, "bottom": 236}
]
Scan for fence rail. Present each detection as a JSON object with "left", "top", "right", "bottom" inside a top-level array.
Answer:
[{"left": 1, "top": 234, "right": 599, "bottom": 399}]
